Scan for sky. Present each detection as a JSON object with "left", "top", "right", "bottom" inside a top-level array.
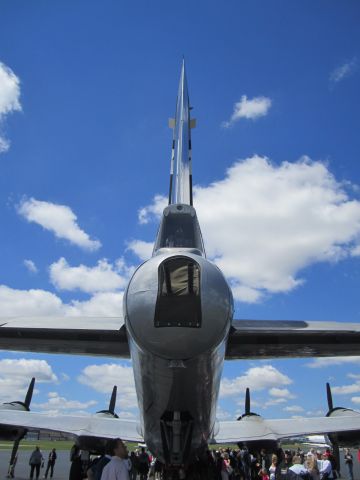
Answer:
[{"left": 0, "top": 0, "right": 360, "bottom": 425}]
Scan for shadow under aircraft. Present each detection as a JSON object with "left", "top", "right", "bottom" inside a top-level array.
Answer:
[{"left": 1, "top": 61, "right": 360, "bottom": 474}]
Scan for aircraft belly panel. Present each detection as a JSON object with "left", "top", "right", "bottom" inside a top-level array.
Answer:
[{"left": 129, "top": 337, "right": 226, "bottom": 463}]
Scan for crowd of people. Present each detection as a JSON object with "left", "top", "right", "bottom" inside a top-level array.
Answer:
[
  {"left": 18, "top": 442, "right": 358, "bottom": 480},
  {"left": 66, "top": 440, "right": 359, "bottom": 480}
]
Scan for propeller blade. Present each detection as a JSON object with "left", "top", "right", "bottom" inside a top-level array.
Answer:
[
  {"left": 245, "top": 388, "right": 250, "bottom": 415},
  {"left": 326, "top": 382, "right": 334, "bottom": 411},
  {"left": 24, "top": 378, "right": 35, "bottom": 409},
  {"left": 108, "top": 385, "right": 117, "bottom": 414}
]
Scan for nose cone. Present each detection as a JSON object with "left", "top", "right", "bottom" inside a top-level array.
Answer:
[{"left": 124, "top": 253, "right": 233, "bottom": 360}]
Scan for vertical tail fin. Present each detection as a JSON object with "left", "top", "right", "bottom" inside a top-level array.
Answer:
[{"left": 168, "top": 59, "right": 196, "bottom": 206}]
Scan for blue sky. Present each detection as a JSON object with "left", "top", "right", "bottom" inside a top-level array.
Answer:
[{"left": 0, "top": 1, "right": 360, "bottom": 423}]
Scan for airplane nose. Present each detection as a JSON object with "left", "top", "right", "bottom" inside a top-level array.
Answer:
[{"left": 124, "top": 253, "right": 233, "bottom": 359}]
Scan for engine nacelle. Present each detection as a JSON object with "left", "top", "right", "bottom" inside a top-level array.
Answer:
[
  {"left": 326, "top": 408, "right": 360, "bottom": 446},
  {"left": 0, "top": 402, "right": 28, "bottom": 440}
]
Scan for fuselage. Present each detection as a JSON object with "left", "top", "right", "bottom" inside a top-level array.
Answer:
[
  {"left": 123, "top": 63, "right": 234, "bottom": 465},
  {"left": 124, "top": 241, "right": 233, "bottom": 464}
]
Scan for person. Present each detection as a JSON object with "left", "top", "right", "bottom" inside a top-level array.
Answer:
[
  {"left": 305, "top": 453, "right": 320, "bottom": 480},
  {"left": 128, "top": 451, "right": 138, "bottom": 480},
  {"left": 260, "top": 469, "right": 270, "bottom": 480},
  {"left": 279, "top": 450, "right": 292, "bottom": 480},
  {"left": 319, "top": 452, "right": 332, "bottom": 480},
  {"left": 221, "top": 452, "right": 232, "bottom": 480},
  {"left": 69, "top": 446, "right": 83, "bottom": 480},
  {"left": 91, "top": 441, "right": 113, "bottom": 480},
  {"left": 44, "top": 448, "right": 57, "bottom": 478},
  {"left": 259, "top": 449, "right": 270, "bottom": 471},
  {"left": 100, "top": 438, "right": 130, "bottom": 480},
  {"left": 344, "top": 449, "right": 354, "bottom": 480},
  {"left": 29, "top": 446, "right": 44, "bottom": 480},
  {"left": 288, "top": 455, "right": 309, "bottom": 479},
  {"left": 325, "top": 449, "right": 337, "bottom": 479},
  {"left": 269, "top": 454, "right": 280, "bottom": 480},
  {"left": 137, "top": 447, "right": 150, "bottom": 480},
  {"left": 241, "top": 446, "right": 252, "bottom": 480}
]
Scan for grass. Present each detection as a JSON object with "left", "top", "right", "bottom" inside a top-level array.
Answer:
[{"left": 0, "top": 440, "right": 143, "bottom": 452}]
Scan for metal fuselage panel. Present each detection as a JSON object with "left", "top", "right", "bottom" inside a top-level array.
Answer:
[
  {"left": 124, "top": 250, "right": 233, "bottom": 463},
  {"left": 129, "top": 337, "right": 226, "bottom": 463}
]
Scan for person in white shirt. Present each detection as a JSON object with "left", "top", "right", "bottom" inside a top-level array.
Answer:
[
  {"left": 319, "top": 453, "right": 333, "bottom": 480},
  {"left": 100, "top": 439, "right": 130, "bottom": 480}
]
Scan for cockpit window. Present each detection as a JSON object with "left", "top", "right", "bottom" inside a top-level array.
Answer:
[{"left": 155, "top": 257, "right": 201, "bottom": 328}]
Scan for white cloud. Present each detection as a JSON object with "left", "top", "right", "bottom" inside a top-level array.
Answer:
[
  {"left": 220, "top": 365, "right": 291, "bottom": 398},
  {"left": 33, "top": 391, "right": 97, "bottom": 414},
  {"left": 306, "top": 409, "right": 324, "bottom": 416},
  {"left": 216, "top": 406, "right": 233, "bottom": 420},
  {"left": 284, "top": 405, "right": 304, "bottom": 413},
  {"left": 0, "top": 285, "right": 64, "bottom": 316},
  {"left": 0, "top": 62, "right": 21, "bottom": 153},
  {"left": 332, "top": 383, "right": 360, "bottom": 395},
  {"left": 65, "top": 291, "right": 124, "bottom": 316},
  {"left": 222, "top": 95, "right": 271, "bottom": 127},
  {"left": 138, "top": 194, "right": 167, "bottom": 224},
  {"left": 0, "top": 136, "right": 10, "bottom": 153},
  {"left": 78, "top": 363, "right": 137, "bottom": 409},
  {"left": 0, "top": 284, "right": 124, "bottom": 317},
  {"left": 140, "top": 156, "right": 360, "bottom": 302},
  {"left": 0, "top": 62, "right": 21, "bottom": 117},
  {"left": 269, "top": 387, "right": 295, "bottom": 399},
  {"left": 264, "top": 398, "right": 287, "bottom": 408},
  {"left": 24, "top": 259, "right": 38, "bottom": 274},
  {"left": 49, "top": 257, "right": 130, "bottom": 293},
  {"left": 0, "top": 358, "right": 57, "bottom": 402},
  {"left": 17, "top": 198, "right": 101, "bottom": 251},
  {"left": 330, "top": 57, "right": 357, "bottom": 85},
  {"left": 307, "top": 357, "right": 360, "bottom": 368},
  {"left": 351, "top": 397, "right": 360, "bottom": 405},
  {"left": 127, "top": 240, "right": 154, "bottom": 261}
]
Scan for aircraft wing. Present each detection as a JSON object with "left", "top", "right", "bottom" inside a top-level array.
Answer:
[
  {"left": 226, "top": 320, "right": 360, "bottom": 359},
  {"left": 215, "top": 415, "right": 360, "bottom": 443},
  {"left": 0, "top": 316, "right": 130, "bottom": 358},
  {"left": 0, "top": 409, "right": 142, "bottom": 442}
]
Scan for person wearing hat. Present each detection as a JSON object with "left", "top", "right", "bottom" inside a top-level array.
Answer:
[{"left": 319, "top": 452, "right": 332, "bottom": 480}]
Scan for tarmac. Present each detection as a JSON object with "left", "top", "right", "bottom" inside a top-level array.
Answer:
[{"left": 0, "top": 447, "right": 359, "bottom": 480}]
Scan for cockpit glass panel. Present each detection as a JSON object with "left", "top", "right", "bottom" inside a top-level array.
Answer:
[{"left": 155, "top": 257, "right": 201, "bottom": 328}]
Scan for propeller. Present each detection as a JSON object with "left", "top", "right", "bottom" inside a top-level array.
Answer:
[
  {"left": 7, "top": 378, "right": 35, "bottom": 477},
  {"left": 326, "top": 382, "right": 334, "bottom": 412},
  {"left": 237, "top": 388, "right": 260, "bottom": 420},
  {"left": 108, "top": 385, "right": 117, "bottom": 415},
  {"left": 96, "top": 385, "right": 119, "bottom": 418}
]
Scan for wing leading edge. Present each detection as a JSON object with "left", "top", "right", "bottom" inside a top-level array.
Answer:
[
  {"left": 0, "top": 410, "right": 142, "bottom": 442},
  {"left": 0, "top": 316, "right": 130, "bottom": 358},
  {"left": 226, "top": 320, "right": 360, "bottom": 360},
  {"left": 215, "top": 415, "right": 360, "bottom": 444}
]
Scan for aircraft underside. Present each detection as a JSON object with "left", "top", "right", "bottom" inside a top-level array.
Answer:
[{"left": 129, "top": 336, "right": 227, "bottom": 465}]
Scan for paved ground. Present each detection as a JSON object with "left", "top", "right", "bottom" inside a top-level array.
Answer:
[
  {"left": 0, "top": 448, "right": 359, "bottom": 480},
  {"left": 0, "top": 450, "right": 71, "bottom": 480}
]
